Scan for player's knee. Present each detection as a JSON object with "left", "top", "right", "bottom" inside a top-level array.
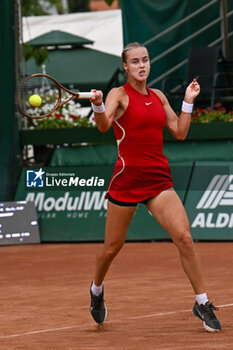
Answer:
[
  {"left": 176, "top": 230, "right": 194, "bottom": 253},
  {"left": 104, "top": 242, "right": 124, "bottom": 260}
]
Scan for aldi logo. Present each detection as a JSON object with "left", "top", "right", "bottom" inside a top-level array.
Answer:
[
  {"left": 26, "top": 169, "right": 45, "bottom": 188},
  {"left": 196, "top": 175, "right": 233, "bottom": 209},
  {"left": 190, "top": 174, "right": 233, "bottom": 230}
]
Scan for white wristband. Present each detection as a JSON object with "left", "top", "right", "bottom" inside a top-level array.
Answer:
[
  {"left": 181, "top": 101, "right": 193, "bottom": 113},
  {"left": 91, "top": 102, "right": 105, "bottom": 114}
]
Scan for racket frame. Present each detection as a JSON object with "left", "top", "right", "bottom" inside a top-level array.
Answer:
[{"left": 16, "top": 73, "right": 93, "bottom": 119}]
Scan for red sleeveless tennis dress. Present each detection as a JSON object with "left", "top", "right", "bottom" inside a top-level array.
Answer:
[{"left": 105, "top": 82, "right": 173, "bottom": 203}]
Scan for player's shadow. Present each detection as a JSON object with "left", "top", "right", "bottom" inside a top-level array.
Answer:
[{"left": 85, "top": 322, "right": 112, "bottom": 333}]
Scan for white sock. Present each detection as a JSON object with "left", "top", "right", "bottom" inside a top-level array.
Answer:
[
  {"left": 195, "top": 293, "right": 208, "bottom": 305},
  {"left": 91, "top": 281, "right": 103, "bottom": 296}
]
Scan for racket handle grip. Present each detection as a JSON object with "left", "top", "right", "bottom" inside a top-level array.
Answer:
[{"left": 78, "top": 92, "right": 94, "bottom": 99}]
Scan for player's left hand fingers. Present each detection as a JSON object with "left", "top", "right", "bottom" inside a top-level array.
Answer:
[{"left": 190, "top": 79, "right": 200, "bottom": 91}]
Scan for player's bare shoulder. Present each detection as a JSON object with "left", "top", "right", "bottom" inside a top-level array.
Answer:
[
  {"left": 151, "top": 88, "right": 167, "bottom": 106},
  {"left": 107, "top": 86, "right": 127, "bottom": 101},
  {"left": 106, "top": 86, "right": 128, "bottom": 121}
]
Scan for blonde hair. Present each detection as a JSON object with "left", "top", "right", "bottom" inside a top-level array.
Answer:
[{"left": 121, "top": 42, "right": 146, "bottom": 64}]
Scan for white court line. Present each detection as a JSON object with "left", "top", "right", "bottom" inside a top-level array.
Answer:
[
  {"left": 217, "top": 303, "right": 233, "bottom": 308},
  {"left": 129, "top": 309, "right": 190, "bottom": 320},
  {"left": 0, "top": 303, "right": 232, "bottom": 339},
  {"left": 129, "top": 302, "right": 233, "bottom": 320},
  {"left": 0, "top": 326, "right": 77, "bottom": 339}
]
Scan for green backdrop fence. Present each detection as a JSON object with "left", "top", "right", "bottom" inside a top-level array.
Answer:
[{"left": 15, "top": 143, "right": 233, "bottom": 241}]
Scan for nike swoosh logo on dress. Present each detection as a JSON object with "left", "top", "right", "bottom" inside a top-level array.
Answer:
[{"left": 145, "top": 102, "right": 152, "bottom": 105}]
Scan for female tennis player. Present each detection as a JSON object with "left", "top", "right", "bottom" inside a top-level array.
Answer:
[{"left": 89, "top": 42, "right": 221, "bottom": 332}]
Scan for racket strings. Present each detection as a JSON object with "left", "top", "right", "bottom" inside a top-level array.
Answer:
[{"left": 17, "top": 76, "right": 60, "bottom": 118}]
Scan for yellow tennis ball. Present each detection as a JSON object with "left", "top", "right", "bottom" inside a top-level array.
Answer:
[{"left": 29, "top": 94, "right": 42, "bottom": 107}]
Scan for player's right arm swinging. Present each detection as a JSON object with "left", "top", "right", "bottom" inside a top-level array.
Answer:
[{"left": 90, "top": 88, "right": 125, "bottom": 133}]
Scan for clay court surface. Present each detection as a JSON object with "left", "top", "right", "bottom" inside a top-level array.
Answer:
[{"left": 0, "top": 241, "right": 232, "bottom": 349}]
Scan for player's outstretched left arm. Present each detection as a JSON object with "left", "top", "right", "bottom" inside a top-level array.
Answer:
[{"left": 156, "top": 79, "right": 200, "bottom": 140}]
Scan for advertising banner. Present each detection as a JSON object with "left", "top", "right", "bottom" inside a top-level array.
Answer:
[
  {"left": 15, "top": 166, "right": 112, "bottom": 241},
  {"left": 185, "top": 162, "right": 233, "bottom": 240},
  {"left": 15, "top": 164, "right": 193, "bottom": 241}
]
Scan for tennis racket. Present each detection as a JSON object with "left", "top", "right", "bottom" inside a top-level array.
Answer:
[{"left": 16, "top": 73, "right": 94, "bottom": 119}]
